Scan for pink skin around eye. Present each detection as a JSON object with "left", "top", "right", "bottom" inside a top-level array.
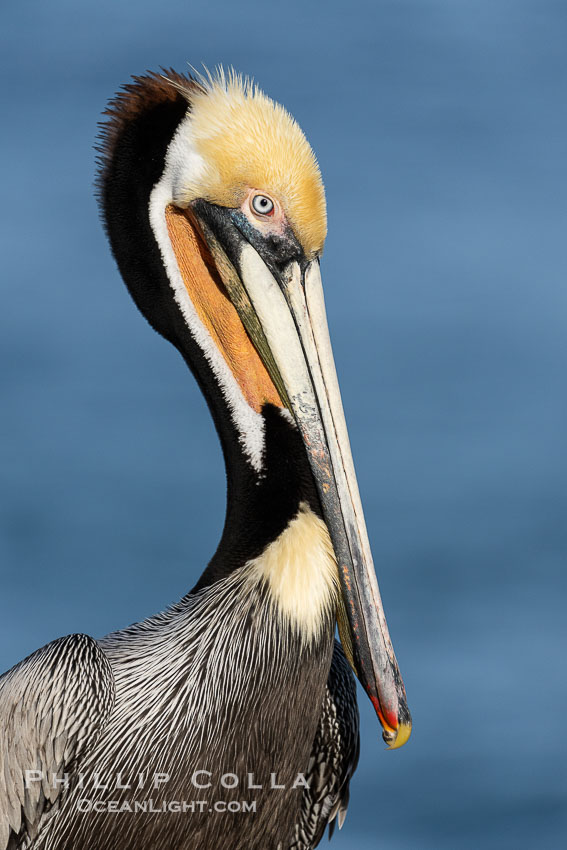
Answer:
[{"left": 240, "top": 188, "right": 288, "bottom": 238}]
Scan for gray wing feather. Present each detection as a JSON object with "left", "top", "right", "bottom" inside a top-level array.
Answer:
[
  {"left": 0, "top": 634, "right": 115, "bottom": 849},
  {"left": 289, "top": 640, "right": 360, "bottom": 850}
]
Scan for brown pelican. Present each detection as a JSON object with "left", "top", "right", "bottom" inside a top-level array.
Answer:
[{"left": 0, "top": 68, "right": 411, "bottom": 850}]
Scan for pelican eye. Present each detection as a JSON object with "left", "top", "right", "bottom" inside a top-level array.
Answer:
[{"left": 251, "top": 194, "right": 274, "bottom": 216}]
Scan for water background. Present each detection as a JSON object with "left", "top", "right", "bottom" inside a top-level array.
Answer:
[{"left": 1, "top": 2, "right": 566, "bottom": 847}]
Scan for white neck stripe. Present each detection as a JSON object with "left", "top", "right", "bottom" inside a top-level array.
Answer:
[{"left": 147, "top": 117, "right": 265, "bottom": 472}]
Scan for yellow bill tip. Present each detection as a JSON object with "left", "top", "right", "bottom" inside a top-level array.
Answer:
[{"left": 384, "top": 720, "right": 412, "bottom": 750}]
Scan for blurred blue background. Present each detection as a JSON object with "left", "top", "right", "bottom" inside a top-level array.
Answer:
[{"left": 1, "top": 1, "right": 566, "bottom": 847}]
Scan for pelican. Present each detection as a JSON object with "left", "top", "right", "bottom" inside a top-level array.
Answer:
[{"left": 0, "top": 68, "right": 411, "bottom": 850}]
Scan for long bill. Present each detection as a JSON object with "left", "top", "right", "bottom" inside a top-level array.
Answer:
[{"left": 188, "top": 205, "right": 412, "bottom": 749}]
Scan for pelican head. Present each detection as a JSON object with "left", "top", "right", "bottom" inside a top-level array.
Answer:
[{"left": 98, "top": 68, "right": 411, "bottom": 749}]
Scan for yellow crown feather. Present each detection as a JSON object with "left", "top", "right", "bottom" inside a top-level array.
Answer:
[{"left": 172, "top": 68, "right": 327, "bottom": 257}]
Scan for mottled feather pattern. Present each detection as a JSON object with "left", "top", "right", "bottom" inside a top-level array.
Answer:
[
  {"left": 0, "top": 635, "right": 115, "bottom": 849},
  {"left": 0, "top": 564, "right": 358, "bottom": 849},
  {"left": 25, "top": 564, "right": 333, "bottom": 849},
  {"left": 290, "top": 642, "right": 360, "bottom": 849}
]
